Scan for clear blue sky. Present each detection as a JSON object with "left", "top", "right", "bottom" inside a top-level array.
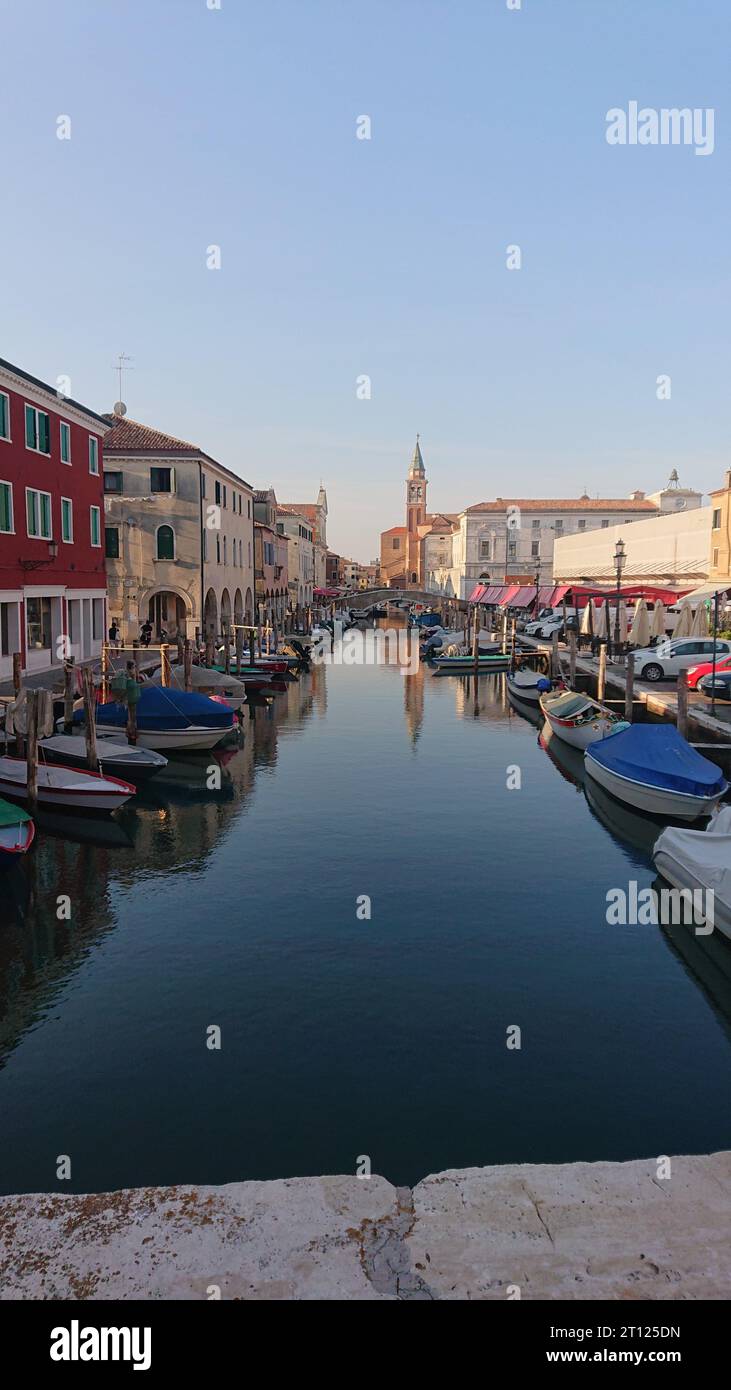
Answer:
[{"left": 1, "top": 0, "right": 729, "bottom": 559}]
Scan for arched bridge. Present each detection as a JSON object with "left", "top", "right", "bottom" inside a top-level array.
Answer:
[{"left": 346, "top": 588, "right": 460, "bottom": 611}]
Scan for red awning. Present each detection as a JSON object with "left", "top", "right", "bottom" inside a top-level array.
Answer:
[
  {"left": 497, "top": 584, "right": 521, "bottom": 607},
  {"left": 482, "top": 585, "right": 503, "bottom": 603},
  {"left": 549, "top": 585, "right": 571, "bottom": 607},
  {"left": 468, "top": 583, "right": 487, "bottom": 603},
  {"left": 537, "top": 585, "right": 554, "bottom": 605},
  {"left": 510, "top": 586, "right": 538, "bottom": 609}
]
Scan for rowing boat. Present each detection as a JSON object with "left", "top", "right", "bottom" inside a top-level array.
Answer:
[
  {"left": 0, "top": 757, "right": 135, "bottom": 812},
  {"left": 0, "top": 796, "right": 35, "bottom": 860},
  {"left": 539, "top": 687, "right": 626, "bottom": 750},
  {"left": 431, "top": 652, "right": 510, "bottom": 675},
  {"left": 584, "top": 725, "right": 728, "bottom": 821}
]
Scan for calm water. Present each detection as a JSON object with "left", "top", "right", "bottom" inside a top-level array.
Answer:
[{"left": 1, "top": 643, "right": 730, "bottom": 1194}]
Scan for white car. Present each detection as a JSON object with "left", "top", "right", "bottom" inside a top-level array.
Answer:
[
  {"left": 632, "top": 638, "right": 731, "bottom": 683},
  {"left": 537, "top": 617, "right": 565, "bottom": 640}
]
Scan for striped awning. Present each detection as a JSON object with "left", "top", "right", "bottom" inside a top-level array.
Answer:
[
  {"left": 468, "top": 583, "right": 488, "bottom": 602},
  {"left": 509, "top": 586, "right": 538, "bottom": 609}
]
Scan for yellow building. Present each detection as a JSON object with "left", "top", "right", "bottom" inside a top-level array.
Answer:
[{"left": 710, "top": 469, "right": 731, "bottom": 583}]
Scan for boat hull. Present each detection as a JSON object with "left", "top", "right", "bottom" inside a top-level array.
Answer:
[
  {"left": 41, "top": 737, "right": 167, "bottom": 784},
  {"left": 542, "top": 707, "right": 619, "bottom": 751},
  {"left": 0, "top": 758, "right": 135, "bottom": 812},
  {"left": 432, "top": 655, "right": 509, "bottom": 675},
  {"left": 111, "top": 726, "right": 229, "bottom": 752},
  {"left": 584, "top": 755, "right": 724, "bottom": 821},
  {"left": 0, "top": 816, "right": 35, "bottom": 859},
  {"left": 653, "top": 849, "right": 731, "bottom": 943}
]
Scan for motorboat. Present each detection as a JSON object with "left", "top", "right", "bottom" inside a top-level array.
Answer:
[
  {"left": 540, "top": 687, "right": 626, "bottom": 750},
  {"left": 0, "top": 797, "right": 35, "bottom": 861},
  {"left": 40, "top": 734, "right": 168, "bottom": 784},
  {"left": 584, "top": 724, "right": 728, "bottom": 821},
  {"left": 92, "top": 687, "right": 235, "bottom": 752},
  {"left": 431, "top": 651, "right": 510, "bottom": 675},
  {"left": 506, "top": 669, "right": 552, "bottom": 705},
  {"left": 653, "top": 806, "right": 731, "bottom": 942},
  {"left": 0, "top": 757, "right": 135, "bottom": 813},
  {"left": 152, "top": 665, "right": 249, "bottom": 711}
]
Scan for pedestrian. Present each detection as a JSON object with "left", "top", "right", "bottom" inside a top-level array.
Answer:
[
  {"left": 140, "top": 620, "right": 152, "bottom": 648},
  {"left": 108, "top": 619, "right": 120, "bottom": 648}
]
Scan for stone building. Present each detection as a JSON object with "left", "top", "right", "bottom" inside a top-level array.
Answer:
[
  {"left": 280, "top": 487, "right": 328, "bottom": 591},
  {"left": 277, "top": 505, "right": 314, "bottom": 609},
  {"left": 103, "top": 414, "right": 254, "bottom": 642}
]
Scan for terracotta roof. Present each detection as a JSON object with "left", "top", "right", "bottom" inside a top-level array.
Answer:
[
  {"left": 466, "top": 498, "right": 658, "bottom": 513},
  {"left": 381, "top": 526, "right": 407, "bottom": 535},
  {"left": 103, "top": 413, "right": 252, "bottom": 490}
]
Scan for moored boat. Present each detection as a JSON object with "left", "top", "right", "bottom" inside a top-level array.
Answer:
[
  {"left": 431, "top": 652, "right": 510, "bottom": 675},
  {"left": 39, "top": 734, "right": 168, "bottom": 784},
  {"left": 93, "top": 687, "right": 235, "bottom": 752},
  {"left": 0, "top": 797, "right": 35, "bottom": 860},
  {"left": 540, "top": 687, "right": 626, "bottom": 750},
  {"left": 506, "top": 669, "right": 552, "bottom": 705},
  {"left": 653, "top": 807, "right": 731, "bottom": 942},
  {"left": 0, "top": 757, "right": 135, "bottom": 812},
  {"left": 584, "top": 725, "right": 729, "bottom": 822}
]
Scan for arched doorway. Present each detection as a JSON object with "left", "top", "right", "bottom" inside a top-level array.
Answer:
[
  {"left": 220, "top": 588, "right": 232, "bottom": 634},
  {"left": 204, "top": 588, "right": 218, "bottom": 637},
  {"left": 145, "top": 589, "right": 189, "bottom": 639},
  {"left": 244, "top": 587, "right": 253, "bottom": 624},
  {"left": 234, "top": 588, "right": 243, "bottom": 625}
]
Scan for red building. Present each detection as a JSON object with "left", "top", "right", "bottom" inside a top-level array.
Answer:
[{"left": 0, "top": 357, "right": 110, "bottom": 682}]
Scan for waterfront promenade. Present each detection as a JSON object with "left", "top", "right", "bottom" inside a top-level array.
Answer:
[{"left": 2, "top": 1152, "right": 729, "bottom": 1300}]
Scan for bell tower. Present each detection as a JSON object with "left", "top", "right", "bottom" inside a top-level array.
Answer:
[{"left": 405, "top": 435, "right": 427, "bottom": 586}]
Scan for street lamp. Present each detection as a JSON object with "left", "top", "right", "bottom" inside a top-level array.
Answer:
[
  {"left": 533, "top": 558, "right": 541, "bottom": 617},
  {"left": 613, "top": 538, "right": 626, "bottom": 658}
]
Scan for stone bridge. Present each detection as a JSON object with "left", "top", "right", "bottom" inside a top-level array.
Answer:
[{"left": 347, "top": 588, "right": 461, "bottom": 611}]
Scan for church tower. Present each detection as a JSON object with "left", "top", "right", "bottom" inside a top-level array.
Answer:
[{"left": 406, "top": 436, "right": 427, "bottom": 586}]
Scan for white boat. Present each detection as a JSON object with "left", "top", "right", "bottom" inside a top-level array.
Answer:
[
  {"left": 0, "top": 797, "right": 35, "bottom": 860},
  {"left": 540, "top": 687, "right": 626, "bottom": 750},
  {"left": 506, "top": 669, "right": 552, "bottom": 705},
  {"left": 40, "top": 734, "right": 167, "bottom": 783},
  {"left": 0, "top": 757, "right": 135, "bottom": 813},
  {"left": 584, "top": 725, "right": 728, "bottom": 822},
  {"left": 94, "top": 686, "right": 235, "bottom": 753},
  {"left": 653, "top": 807, "right": 731, "bottom": 942}
]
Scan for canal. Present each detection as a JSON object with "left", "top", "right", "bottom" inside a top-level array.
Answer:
[{"left": 1, "top": 644, "right": 730, "bottom": 1194}]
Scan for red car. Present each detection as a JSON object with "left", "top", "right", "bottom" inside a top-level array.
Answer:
[{"left": 684, "top": 653, "right": 731, "bottom": 689}]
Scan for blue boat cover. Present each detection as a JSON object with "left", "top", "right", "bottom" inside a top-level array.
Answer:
[
  {"left": 89, "top": 686, "right": 234, "bottom": 731},
  {"left": 586, "top": 724, "right": 727, "bottom": 799}
]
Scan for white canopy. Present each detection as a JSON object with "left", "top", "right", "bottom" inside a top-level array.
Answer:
[
  {"left": 673, "top": 601, "right": 694, "bottom": 639},
  {"left": 650, "top": 600, "right": 666, "bottom": 639},
  {"left": 629, "top": 598, "right": 651, "bottom": 647}
]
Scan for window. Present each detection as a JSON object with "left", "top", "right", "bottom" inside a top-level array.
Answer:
[
  {"left": 713, "top": 548, "right": 719, "bottom": 567},
  {"left": 601, "top": 520, "right": 609, "bottom": 528},
  {"left": 150, "top": 467, "right": 174, "bottom": 492},
  {"left": 201, "top": 473, "right": 207, "bottom": 498},
  {"left": 480, "top": 540, "right": 491, "bottom": 559},
  {"left": 554, "top": 520, "right": 563, "bottom": 533},
  {"left": 0, "top": 391, "right": 9, "bottom": 441},
  {"left": 156, "top": 525, "right": 175, "bottom": 560},
  {"left": 104, "top": 471, "right": 123, "bottom": 493},
  {"left": 0, "top": 481, "right": 13, "bottom": 533},
  {"left": 248, "top": 541, "right": 251, "bottom": 567},
  {"left": 578, "top": 519, "right": 586, "bottom": 530},
  {"left": 532, "top": 519, "right": 540, "bottom": 529},
  {"left": 713, "top": 509, "right": 722, "bottom": 529},
  {"left": 223, "top": 486, "right": 227, "bottom": 509},
  {"left": 60, "top": 421, "right": 71, "bottom": 463},
  {"left": 392, "top": 537, "right": 400, "bottom": 550},
  {"left": 247, "top": 498, "right": 251, "bottom": 518},
  {"left": 223, "top": 536, "right": 227, "bottom": 564},
  {"left": 215, "top": 480, "right": 221, "bottom": 504},
  {"left": 26, "top": 488, "right": 52, "bottom": 539},
  {"left": 216, "top": 534, "right": 221, "bottom": 563},
  {"left": 531, "top": 541, "right": 540, "bottom": 557},
  {"left": 90, "top": 505, "right": 101, "bottom": 546},
  {"left": 25, "top": 404, "right": 50, "bottom": 454},
  {"left": 507, "top": 540, "right": 517, "bottom": 558},
  {"left": 92, "top": 598, "right": 104, "bottom": 641},
  {"left": 26, "top": 596, "right": 52, "bottom": 651},
  {"left": 105, "top": 526, "right": 120, "bottom": 559},
  {"left": 89, "top": 436, "right": 99, "bottom": 474},
  {"left": 61, "top": 497, "right": 73, "bottom": 543}
]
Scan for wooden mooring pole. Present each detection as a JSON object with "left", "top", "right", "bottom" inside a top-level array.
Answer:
[
  {"left": 184, "top": 639, "right": 193, "bottom": 692},
  {"left": 472, "top": 605, "right": 480, "bottom": 675},
  {"left": 624, "top": 653, "right": 635, "bottom": 722},
  {"left": 677, "top": 669, "right": 689, "bottom": 740},
  {"left": 26, "top": 689, "right": 39, "bottom": 813},
  {"left": 64, "top": 657, "right": 75, "bottom": 734},
  {"left": 597, "top": 643, "right": 607, "bottom": 703},
  {"left": 81, "top": 665, "right": 98, "bottom": 771},
  {"left": 568, "top": 630, "right": 577, "bottom": 688},
  {"left": 160, "top": 643, "right": 171, "bottom": 687},
  {"left": 12, "top": 652, "right": 21, "bottom": 697},
  {"left": 235, "top": 627, "right": 243, "bottom": 675}
]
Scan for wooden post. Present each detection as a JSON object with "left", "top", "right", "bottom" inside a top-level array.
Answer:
[
  {"left": 568, "top": 630, "right": 577, "bottom": 688},
  {"left": 624, "top": 652, "right": 635, "bottom": 722},
  {"left": 501, "top": 610, "right": 508, "bottom": 654},
  {"left": 597, "top": 642, "right": 607, "bottom": 703},
  {"left": 510, "top": 617, "right": 516, "bottom": 664},
  {"left": 132, "top": 640, "right": 141, "bottom": 681},
  {"left": 177, "top": 635, "right": 184, "bottom": 665},
  {"left": 472, "top": 605, "right": 480, "bottom": 675},
  {"left": 205, "top": 636, "right": 214, "bottom": 668},
  {"left": 224, "top": 625, "right": 231, "bottom": 674},
  {"left": 160, "top": 643, "right": 171, "bottom": 687},
  {"left": 677, "top": 669, "right": 689, "bottom": 740},
  {"left": 64, "top": 657, "right": 75, "bottom": 734},
  {"left": 12, "top": 652, "right": 21, "bottom": 696},
  {"left": 551, "top": 631, "right": 560, "bottom": 678},
  {"left": 183, "top": 639, "right": 193, "bottom": 692},
  {"left": 26, "top": 689, "right": 38, "bottom": 813},
  {"left": 81, "top": 665, "right": 98, "bottom": 771},
  {"left": 235, "top": 627, "right": 243, "bottom": 674},
  {"left": 127, "top": 696, "right": 138, "bottom": 746},
  {"left": 101, "top": 642, "right": 110, "bottom": 704},
  {"left": 257, "top": 621, "right": 262, "bottom": 658}
]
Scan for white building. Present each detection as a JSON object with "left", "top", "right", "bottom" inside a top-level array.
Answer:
[
  {"left": 277, "top": 506, "right": 314, "bottom": 608},
  {"left": 553, "top": 504, "right": 711, "bottom": 588}
]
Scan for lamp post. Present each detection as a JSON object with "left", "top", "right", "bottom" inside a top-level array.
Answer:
[
  {"left": 533, "top": 559, "right": 541, "bottom": 618},
  {"left": 613, "top": 538, "right": 626, "bottom": 659}
]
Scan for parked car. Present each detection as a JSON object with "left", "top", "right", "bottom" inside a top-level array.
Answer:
[
  {"left": 523, "top": 618, "right": 548, "bottom": 636},
  {"left": 632, "top": 638, "right": 731, "bottom": 683},
  {"left": 537, "top": 617, "right": 565, "bottom": 640},
  {"left": 684, "top": 653, "right": 731, "bottom": 690},
  {"left": 698, "top": 670, "right": 731, "bottom": 702}
]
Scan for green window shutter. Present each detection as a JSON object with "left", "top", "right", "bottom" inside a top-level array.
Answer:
[
  {"left": 0, "top": 394, "right": 8, "bottom": 439},
  {"left": 91, "top": 507, "right": 100, "bottom": 545},
  {"left": 105, "top": 527, "right": 119, "bottom": 559},
  {"left": 62, "top": 499, "right": 72, "bottom": 541},
  {"left": 27, "top": 490, "right": 37, "bottom": 535},
  {"left": 61, "top": 423, "right": 70, "bottom": 462},
  {"left": 89, "top": 437, "right": 98, "bottom": 472},
  {"left": 39, "top": 412, "right": 50, "bottom": 453},
  {"left": 41, "top": 493, "right": 51, "bottom": 537},
  {"left": 25, "top": 405, "right": 36, "bottom": 449},
  {"left": 0, "top": 483, "right": 11, "bottom": 531}
]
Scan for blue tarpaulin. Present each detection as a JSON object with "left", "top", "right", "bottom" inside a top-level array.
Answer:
[
  {"left": 586, "top": 724, "right": 727, "bottom": 800},
  {"left": 90, "top": 686, "right": 234, "bottom": 731}
]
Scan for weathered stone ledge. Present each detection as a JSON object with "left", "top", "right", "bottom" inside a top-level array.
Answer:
[{"left": 1, "top": 1152, "right": 729, "bottom": 1300}]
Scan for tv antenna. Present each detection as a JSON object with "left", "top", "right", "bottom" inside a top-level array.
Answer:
[{"left": 112, "top": 352, "right": 134, "bottom": 414}]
